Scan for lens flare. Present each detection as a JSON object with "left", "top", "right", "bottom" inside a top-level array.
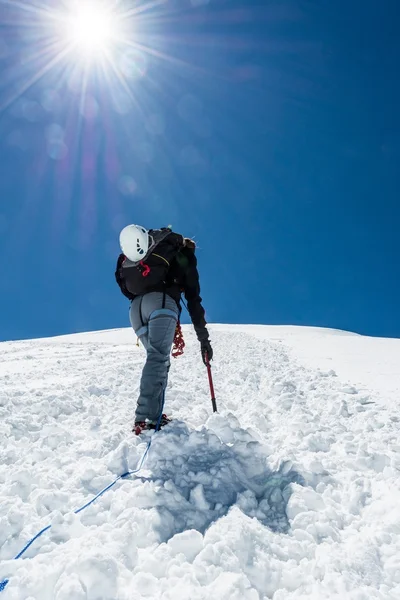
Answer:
[
  {"left": 63, "top": 1, "right": 119, "bottom": 59},
  {"left": 1, "top": 0, "right": 204, "bottom": 114}
]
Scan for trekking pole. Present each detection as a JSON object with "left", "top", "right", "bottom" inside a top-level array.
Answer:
[{"left": 205, "top": 353, "right": 217, "bottom": 413}]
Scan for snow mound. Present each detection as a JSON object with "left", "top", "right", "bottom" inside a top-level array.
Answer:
[{"left": 1, "top": 325, "right": 400, "bottom": 599}]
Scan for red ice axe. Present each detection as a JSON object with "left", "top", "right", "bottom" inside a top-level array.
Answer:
[{"left": 205, "top": 353, "right": 217, "bottom": 413}]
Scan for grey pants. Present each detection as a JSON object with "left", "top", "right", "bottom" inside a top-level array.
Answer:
[{"left": 129, "top": 292, "right": 179, "bottom": 422}]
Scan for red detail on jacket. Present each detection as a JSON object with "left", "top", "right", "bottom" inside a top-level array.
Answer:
[{"left": 140, "top": 261, "right": 151, "bottom": 277}]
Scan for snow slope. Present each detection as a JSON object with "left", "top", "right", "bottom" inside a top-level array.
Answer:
[{"left": 1, "top": 325, "right": 400, "bottom": 599}]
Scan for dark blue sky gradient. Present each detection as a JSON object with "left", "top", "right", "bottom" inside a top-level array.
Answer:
[{"left": 0, "top": 0, "right": 399, "bottom": 341}]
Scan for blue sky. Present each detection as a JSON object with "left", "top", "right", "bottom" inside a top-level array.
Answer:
[{"left": 0, "top": 0, "right": 399, "bottom": 342}]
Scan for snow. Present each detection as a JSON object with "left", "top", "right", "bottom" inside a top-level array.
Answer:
[{"left": 1, "top": 324, "right": 400, "bottom": 599}]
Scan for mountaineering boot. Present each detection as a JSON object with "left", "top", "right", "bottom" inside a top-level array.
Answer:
[
  {"left": 133, "top": 414, "right": 172, "bottom": 436},
  {"left": 157, "top": 414, "right": 172, "bottom": 428}
]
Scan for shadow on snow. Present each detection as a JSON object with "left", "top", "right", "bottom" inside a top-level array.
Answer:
[{"left": 134, "top": 420, "right": 305, "bottom": 542}]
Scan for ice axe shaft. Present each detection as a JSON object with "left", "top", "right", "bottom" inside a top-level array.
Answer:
[{"left": 205, "top": 354, "right": 217, "bottom": 413}]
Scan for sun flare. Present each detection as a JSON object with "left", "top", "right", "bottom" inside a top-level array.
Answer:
[
  {"left": 62, "top": 1, "right": 121, "bottom": 59},
  {"left": 1, "top": 0, "right": 182, "bottom": 113}
]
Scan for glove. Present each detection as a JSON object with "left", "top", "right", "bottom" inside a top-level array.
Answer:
[{"left": 200, "top": 339, "right": 213, "bottom": 365}]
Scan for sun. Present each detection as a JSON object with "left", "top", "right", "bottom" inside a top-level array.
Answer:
[
  {"left": 62, "top": 1, "right": 121, "bottom": 60},
  {"left": 1, "top": 0, "right": 180, "bottom": 112}
]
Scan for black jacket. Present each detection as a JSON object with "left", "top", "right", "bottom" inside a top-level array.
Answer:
[
  {"left": 168, "top": 246, "right": 208, "bottom": 341},
  {"left": 115, "top": 244, "right": 208, "bottom": 342}
]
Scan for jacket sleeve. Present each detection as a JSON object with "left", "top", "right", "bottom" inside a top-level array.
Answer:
[
  {"left": 182, "top": 251, "right": 209, "bottom": 341},
  {"left": 115, "top": 254, "right": 135, "bottom": 300}
]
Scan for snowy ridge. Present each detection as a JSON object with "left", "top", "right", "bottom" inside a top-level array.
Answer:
[{"left": 0, "top": 325, "right": 400, "bottom": 599}]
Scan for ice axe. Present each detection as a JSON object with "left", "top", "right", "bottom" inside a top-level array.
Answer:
[{"left": 205, "top": 353, "right": 217, "bottom": 413}]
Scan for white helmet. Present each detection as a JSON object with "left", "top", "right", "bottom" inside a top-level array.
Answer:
[{"left": 119, "top": 224, "right": 149, "bottom": 262}]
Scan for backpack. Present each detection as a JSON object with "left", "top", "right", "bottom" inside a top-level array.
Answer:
[{"left": 116, "top": 228, "right": 184, "bottom": 299}]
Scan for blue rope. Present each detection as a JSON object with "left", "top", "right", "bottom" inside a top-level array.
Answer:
[{"left": 0, "top": 396, "right": 165, "bottom": 593}]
